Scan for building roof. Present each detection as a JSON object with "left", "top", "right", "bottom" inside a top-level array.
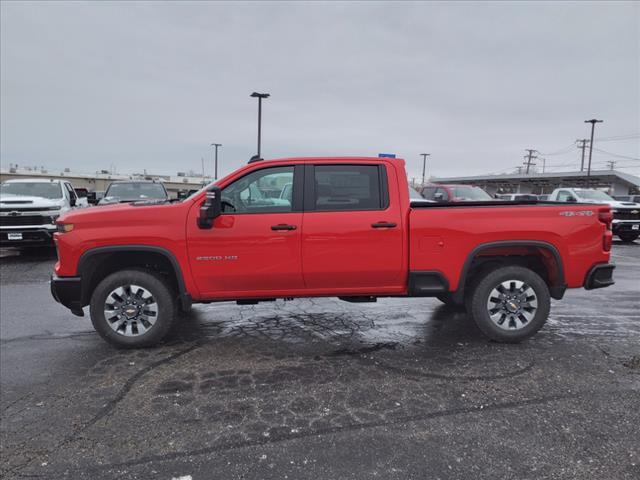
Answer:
[{"left": 431, "top": 169, "right": 640, "bottom": 187}]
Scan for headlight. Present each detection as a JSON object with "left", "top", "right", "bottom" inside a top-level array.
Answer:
[{"left": 57, "top": 223, "right": 74, "bottom": 233}]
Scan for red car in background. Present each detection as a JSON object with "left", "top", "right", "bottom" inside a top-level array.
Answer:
[{"left": 421, "top": 184, "right": 493, "bottom": 202}]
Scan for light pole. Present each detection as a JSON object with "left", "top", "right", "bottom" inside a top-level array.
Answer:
[
  {"left": 584, "top": 118, "right": 603, "bottom": 185},
  {"left": 210, "top": 143, "right": 222, "bottom": 180},
  {"left": 420, "top": 153, "right": 430, "bottom": 186},
  {"left": 250, "top": 92, "right": 270, "bottom": 158}
]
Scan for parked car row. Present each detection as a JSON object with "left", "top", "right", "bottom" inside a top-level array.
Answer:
[
  {"left": 412, "top": 184, "right": 640, "bottom": 243},
  {"left": 1, "top": 178, "right": 171, "bottom": 247}
]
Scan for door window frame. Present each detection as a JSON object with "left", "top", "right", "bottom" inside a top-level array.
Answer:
[{"left": 303, "top": 164, "right": 390, "bottom": 212}]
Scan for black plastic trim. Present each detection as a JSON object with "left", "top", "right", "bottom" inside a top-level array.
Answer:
[
  {"left": 77, "top": 245, "right": 191, "bottom": 310},
  {"left": 453, "top": 240, "right": 566, "bottom": 302},
  {"left": 584, "top": 263, "right": 615, "bottom": 290},
  {"left": 50, "top": 275, "right": 84, "bottom": 316},
  {"left": 408, "top": 271, "right": 449, "bottom": 296},
  {"left": 292, "top": 164, "right": 305, "bottom": 212}
]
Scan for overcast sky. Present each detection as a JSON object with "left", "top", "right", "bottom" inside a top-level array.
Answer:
[{"left": 1, "top": 1, "right": 639, "bottom": 180}]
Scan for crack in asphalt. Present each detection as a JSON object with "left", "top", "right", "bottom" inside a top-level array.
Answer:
[
  {"left": 80, "top": 390, "right": 604, "bottom": 473},
  {"left": 77, "top": 343, "right": 202, "bottom": 433},
  {"left": 368, "top": 357, "right": 536, "bottom": 381}
]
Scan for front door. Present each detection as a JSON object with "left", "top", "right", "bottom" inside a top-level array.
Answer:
[
  {"left": 187, "top": 165, "right": 304, "bottom": 298},
  {"left": 301, "top": 163, "right": 404, "bottom": 291}
]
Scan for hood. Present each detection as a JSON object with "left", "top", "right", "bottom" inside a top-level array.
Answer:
[{"left": 0, "top": 194, "right": 65, "bottom": 209}]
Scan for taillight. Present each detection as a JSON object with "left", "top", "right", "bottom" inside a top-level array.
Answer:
[
  {"left": 598, "top": 208, "right": 613, "bottom": 252},
  {"left": 603, "top": 231, "right": 612, "bottom": 252}
]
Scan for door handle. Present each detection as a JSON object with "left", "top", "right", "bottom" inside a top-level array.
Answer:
[
  {"left": 271, "top": 224, "right": 297, "bottom": 231},
  {"left": 371, "top": 222, "right": 397, "bottom": 229}
]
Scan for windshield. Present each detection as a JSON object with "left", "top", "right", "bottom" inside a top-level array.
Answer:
[
  {"left": 0, "top": 182, "right": 63, "bottom": 199},
  {"left": 574, "top": 189, "right": 614, "bottom": 201},
  {"left": 105, "top": 183, "right": 167, "bottom": 201},
  {"left": 452, "top": 186, "right": 492, "bottom": 201}
]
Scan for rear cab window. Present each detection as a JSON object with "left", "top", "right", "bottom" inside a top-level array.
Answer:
[{"left": 306, "top": 164, "right": 388, "bottom": 211}]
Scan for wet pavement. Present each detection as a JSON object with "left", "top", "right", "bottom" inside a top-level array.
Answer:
[{"left": 1, "top": 242, "right": 639, "bottom": 479}]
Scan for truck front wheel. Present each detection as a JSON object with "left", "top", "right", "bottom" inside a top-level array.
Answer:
[
  {"left": 467, "top": 266, "right": 550, "bottom": 343},
  {"left": 89, "top": 269, "right": 177, "bottom": 348}
]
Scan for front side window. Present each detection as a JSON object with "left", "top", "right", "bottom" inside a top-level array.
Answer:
[
  {"left": 313, "top": 165, "right": 382, "bottom": 211},
  {"left": 434, "top": 187, "right": 449, "bottom": 201},
  {"left": 421, "top": 187, "right": 436, "bottom": 200},
  {"left": 557, "top": 190, "right": 573, "bottom": 202},
  {"left": 222, "top": 166, "right": 294, "bottom": 214}
]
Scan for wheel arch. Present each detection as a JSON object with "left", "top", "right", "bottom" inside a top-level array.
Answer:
[
  {"left": 77, "top": 245, "right": 191, "bottom": 310},
  {"left": 453, "top": 240, "right": 566, "bottom": 302}
]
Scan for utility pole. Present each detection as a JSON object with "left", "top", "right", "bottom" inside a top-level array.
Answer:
[
  {"left": 515, "top": 166, "right": 524, "bottom": 174},
  {"left": 250, "top": 92, "right": 270, "bottom": 158},
  {"left": 541, "top": 157, "right": 546, "bottom": 173},
  {"left": 576, "top": 139, "right": 589, "bottom": 171},
  {"left": 210, "top": 143, "right": 222, "bottom": 180},
  {"left": 523, "top": 149, "right": 537, "bottom": 174},
  {"left": 606, "top": 160, "right": 616, "bottom": 170},
  {"left": 420, "top": 153, "right": 430, "bottom": 186},
  {"left": 584, "top": 118, "right": 603, "bottom": 185},
  {"left": 201, "top": 157, "right": 205, "bottom": 179}
]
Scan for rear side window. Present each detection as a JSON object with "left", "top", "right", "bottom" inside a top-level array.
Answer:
[{"left": 312, "top": 165, "right": 383, "bottom": 211}]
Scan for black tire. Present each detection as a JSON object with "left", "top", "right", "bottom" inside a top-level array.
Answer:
[
  {"left": 89, "top": 269, "right": 177, "bottom": 348},
  {"left": 436, "top": 293, "right": 465, "bottom": 309},
  {"left": 467, "top": 265, "right": 550, "bottom": 343},
  {"left": 618, "top": 233, "right": 639, "bottom": 243}
]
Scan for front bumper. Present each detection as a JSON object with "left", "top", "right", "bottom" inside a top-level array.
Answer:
[
  {"left": 0, "top": 228, "right": 55, "bottom": 246},
  {"left": 50, "top": 275, "right": 84, "bottom": 316},
  {"left": 584, "top": 263, "right": 615, "bottom": 290},
  {"left": 612, "top": 221, "right": 640, "bottom": 234}
]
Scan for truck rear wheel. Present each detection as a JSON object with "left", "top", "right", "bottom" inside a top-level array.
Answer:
[
  {"left": 467, "top": 265, "right": 550, "bottom": 343},
  {"left": 618, "top": 233, "right": 639, "bottom": 243},
  {"left": 89, "top": 269, "right": 176, "bottom": 348}
]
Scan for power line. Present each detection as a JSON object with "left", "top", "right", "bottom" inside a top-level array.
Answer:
[{"left": 592, "top": 147, "right": 640, "bottom": 161}]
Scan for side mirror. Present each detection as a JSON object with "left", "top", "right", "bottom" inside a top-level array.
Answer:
[
  {"left": 69, "top": 195, "right": 77, "bottom": 207},
  {"left": 198, "top": 186, "right": 222, "bottom": 229},
  {"left": 433, "top": 192, "right": 445, "bottom": 202},
  {"left": 566, "top": 196, "right": 577, "bottom": 203}
]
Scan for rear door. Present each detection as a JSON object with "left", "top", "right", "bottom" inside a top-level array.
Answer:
[{"left": 301, "top": 163, "right": 404, "bottom": 291}]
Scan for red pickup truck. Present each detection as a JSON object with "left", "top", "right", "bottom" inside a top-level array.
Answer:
[{"left": 51, "top": 157, "right": 615, "bottom": 348}]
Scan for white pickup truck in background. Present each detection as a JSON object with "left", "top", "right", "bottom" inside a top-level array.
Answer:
[
  {"left": 548, "top": 187, "right": 640, "bottom": 243},
  {"left": 0, "top": 178, "right": 84, "bottom": 247}
]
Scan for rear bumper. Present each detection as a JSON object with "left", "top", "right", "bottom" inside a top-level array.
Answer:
[
  {"left": 584, "top": 263, "right": 615, "bottom": 290},
  {"left": 50, "top": 275, "right": 84, "bottom": 316}
]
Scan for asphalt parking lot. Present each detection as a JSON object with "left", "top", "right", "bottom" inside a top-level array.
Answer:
[{"left": 1, "top": 242, "right": 639, "bottom": 479}]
